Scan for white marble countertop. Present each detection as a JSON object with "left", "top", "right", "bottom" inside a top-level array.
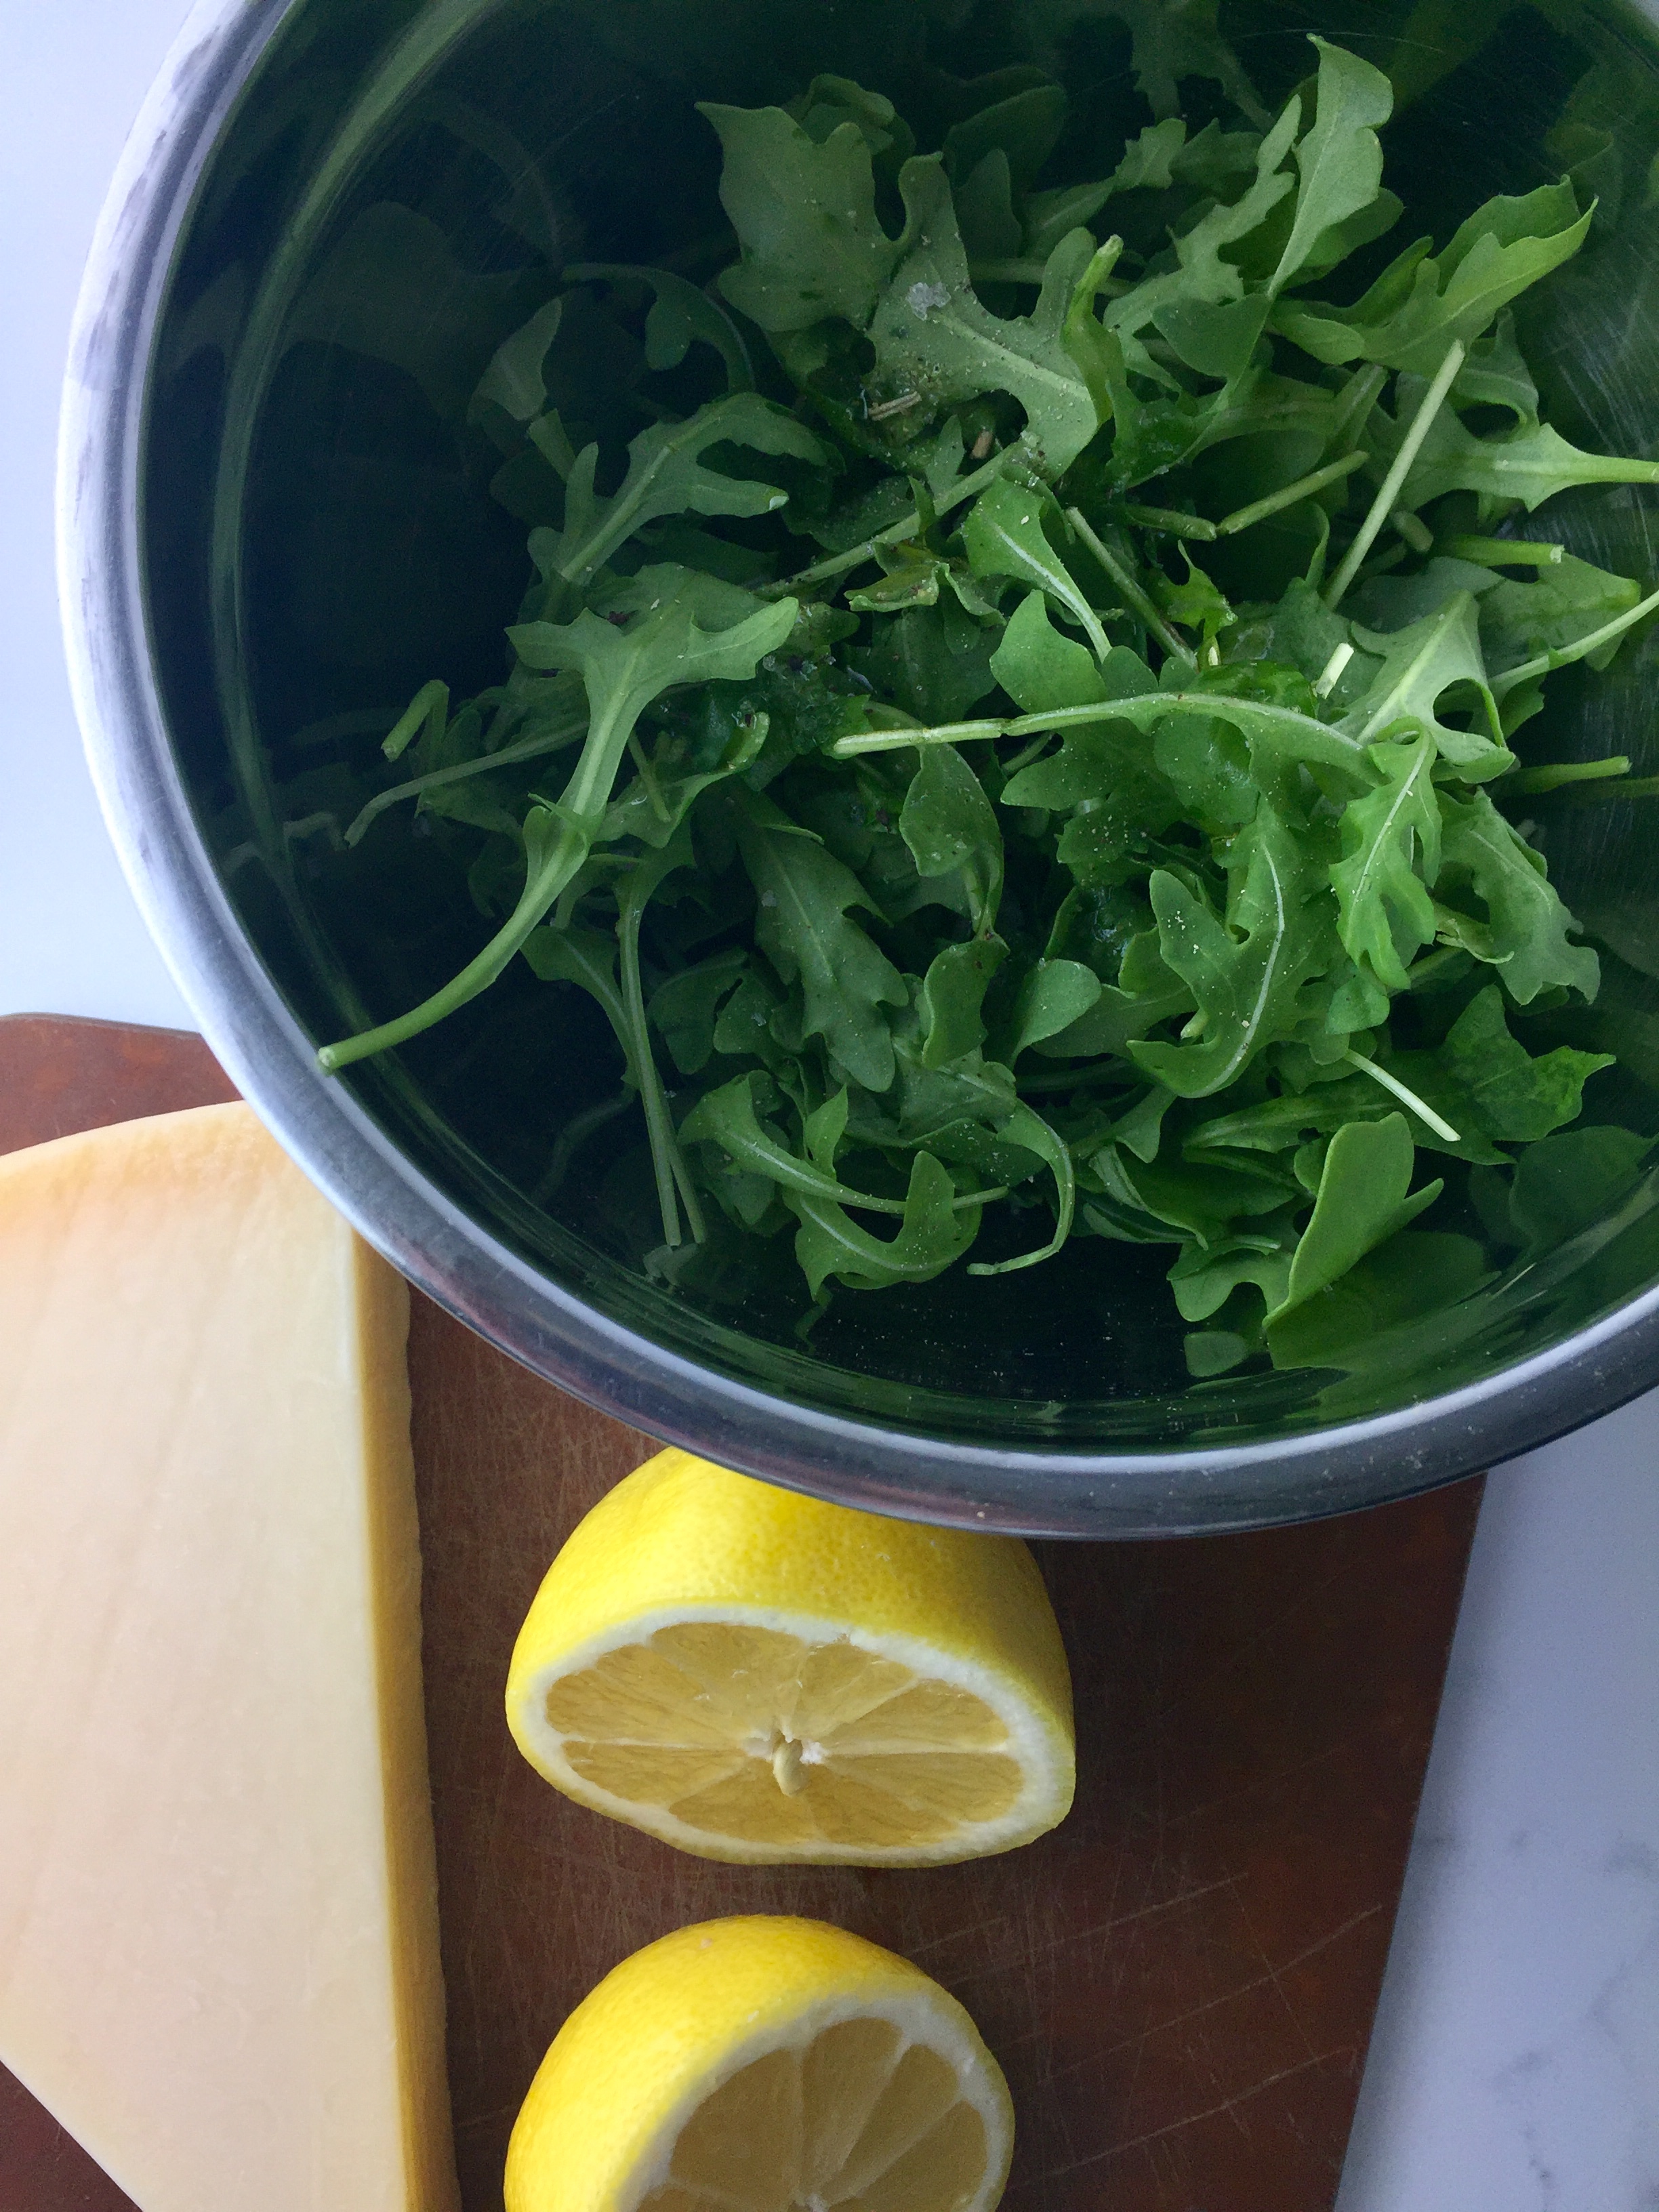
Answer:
[{"left": 3, "top": 4, "right": 1656, "bottom": 2203}]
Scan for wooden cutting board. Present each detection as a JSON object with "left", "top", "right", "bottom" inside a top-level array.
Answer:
[{"left": 0, "top": 1015, "right": 1482, "bottom": 2212}]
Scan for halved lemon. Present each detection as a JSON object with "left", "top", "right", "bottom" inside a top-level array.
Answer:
[
  {"left": 504, "top": 1915, "right": 1014, "bottom": 2212},
  {"left": 505, "top": 1450, "right": 1073, "bottom": 1865}
]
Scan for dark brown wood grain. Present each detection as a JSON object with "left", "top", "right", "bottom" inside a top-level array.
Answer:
[
  {"left": 0, "top": 1015, "right": 1483, "bottom": 2212},
  {"left": 0, "top": 1015, "right": 237, "bottom": 1155}
]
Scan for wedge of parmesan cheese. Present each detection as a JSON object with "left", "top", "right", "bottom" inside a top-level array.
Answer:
[{"left": 0, "top": 1103, "right": 457, "bottom": 2212}]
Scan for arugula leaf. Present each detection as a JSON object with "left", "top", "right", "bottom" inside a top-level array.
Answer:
[
  {"left": 964, "top": 1100, "right": 1078, "bottom": 1275},
  {"left": 1270, "top": 38, "right": 1393, "bottom": 298},
  {"left": 1437, "top": 790, "right": 1600, "bottom": 1004},
  {"left": 899, "top": 742, "right": 1004, "bottom": 930},
  {"left": 916, "top": 939, "right": 1007, "bottom": 1065},
  {"left": 512, "top": 568, "right": 795, "bottom": 830},
  {"left": 846, "top": 545, "right": 947, "bottom": 613},
  {"left": 566, "top": 264, "right": 754, "bottom": 390},
  {"left": 1265, "top": 1229, "right": 1492, "bottom": 1369},
  {"left": 1506, "top": 1126, "right": 1653, "bottom": 1250},
  {"left": 1130, "top": 804, "right": 1335, "bottom": 1097},
  {"left": 989, "top": 590, "right": 1111, "bottom": 710},
  {"left": 472, "top": 300, "right": 569, "bottom": 432},
  {"left": 855, "top": 596, "right": 1002, "bottom": 723},
  {"left": 1109, "top": 119, "right": 1188, "bottom": 195},
  {"left": 962, "top": 484, "right": 1110, "bottom": 657},
  {"left": 994, "top": 676, "right": 1373, "bottom": 779},
  {"left": 529, "top": 394, "right": 825, "bottom": 591},
  {"left": 1441, "top": 985, "right": 1613, "bottom": 1141},
  {"left": 1004, "top": 960, "right": 1104, "bottom": 1059},
  {"left": 1454, "top": 312, "right": 1539, "bottom": 424},
  {"left": 1336, "top": 592, "right": 1509, "bottom": 775},
  {"left": 1479, "top": 553, "right": 1643, "bottom": 677},
  {"left": 699, "top": 100, "right": 907, "bottom": 332},
  {"left": 956, "top": 150, "right": 1025, "bottom": 262},
  {"left": 1001, "top": 714, "right": 1182, "bottom": 835},
  {"left": 649, "top": 950, "right": 748, "bottom": 1075},
  {"left": 1273, "top": 184, "right": 1593, "bottom": 375},
  {"left": 1095, "top": 1142, "right": 1294, "bottom": 1242},
  {"left": 1186, "top": 1080, "right": 1369, "bottom": 1158},
  {"left": 344, "top": 682, "right": 590, "bottom": 848},
  {"left": 1378, "top": 382, "right": 1659, "bottom": 515},
  {"left": 790, "top": 1149, "right": 985, "bottom": 1293},
  {"left": 1105, "top": 100, "right": 1300, "bottom": 354},
  {"left": 729, "top": 785, "right": 907, "bottom": 1090},
  {"left": 1269, "top": 1113, "right": 1443, "bottom": 1325},
  {"left": 1331, "top": 734, "right": 1440, "bottom": 993},
  {"left": 521, "top": 923, "right": 634, "bottom": 1063},
  {"left": 789, "top": 75, "right": 915, "bottom": 167},
  {"left": 945, "top": 84, "right": 1067, "bottom": 194},
  {"left": 865, "top": 161, "right": 1101, "bottom": 474},
  {"left": 684, "top": 1072, "right": 919, "bottom": 1218},
  {"left": 1168, "top": 1226, "right": 1298, "bottom": 1324},
  {"left": 614, "top": 824, "right": 708, "bottom": 1246}
]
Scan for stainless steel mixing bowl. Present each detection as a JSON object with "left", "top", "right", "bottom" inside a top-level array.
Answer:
[{"left": 61, "top": 0, "right": 1659, "bottom": 1533}]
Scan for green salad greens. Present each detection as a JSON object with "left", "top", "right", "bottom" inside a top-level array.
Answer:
[{"left": 314, "top": 35, "right": 1659, "bottom": 1376}]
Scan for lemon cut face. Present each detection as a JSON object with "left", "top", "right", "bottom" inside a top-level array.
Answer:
[
  {"left": 644, "top": 2011, "right": 1000, "bottom": 2212},
  {"left": 506, "top": 1452, "right": 1073, "bottom": 1865},
  {"left": 504, "top": 1917, "right": 1013, "bottom": 2212},
  {"left": 540, "top": 1615, "right": 1032, "bottom": 1856}
]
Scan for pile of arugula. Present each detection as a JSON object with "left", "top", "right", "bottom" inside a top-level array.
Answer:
[{"left": 314, "top": 36, "right": 1659, "bottom": 1376}]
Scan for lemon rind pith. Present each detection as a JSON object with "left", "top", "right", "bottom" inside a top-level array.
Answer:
[{"left": 506, "top": 1601, "right": 1074, "bottom": 1867}]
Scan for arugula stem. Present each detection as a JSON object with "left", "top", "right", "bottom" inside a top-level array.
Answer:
[
  {"left": 318, "top": 811, "right": 592, "bottom": 1070},
  {"left": 1391, "top": 508, "right": 1433, "bottom": 554},
  {"left": 1355, "top": 539, "right": 1409, "bottom": 583},
  {"left": 765, "top": 453, "right": 1010, "bottom": 596},
  {"left": 344, "top": 716, "right": 589, "bottom": 846},
  {"left": 382, "top": 680, "right": 449, "bottom": 762},
  {"left": 1325, "top": 340, "right": 1466, "bottom": 611},
  {"left": 1214, "top": 451, "right": 1368, "bottom": 538},
  {"left": 617, "top": 895, "right": 703, "bottom": 1246},
  {"left": 780, "top": 1159, "right": 1006, "bottom": 1217},
  {"left": 1342, "top": 1049, "right": 1462, "bottom": 1144},
  {"left": 1314, "top": 641, "right": 1354, "bottom": 698},
  {"left": 1401, "top": 947, "right": 1469, "bottom": 989},
  {"left": 1513, "top": 755, "right": 1631, "bottom": 793},
  {"left": 1123, "top": 503, "right": 1217, "bottom": 541},
  {"left": 531, "top": 1088, "right": 635, "bottom": 1204},
  {"left": 1065, "top": 507, "right": 1191, "bottom": 661},
  {"left": 1490, "top": 581, "right": 1659, "bottom": 699},
  {"left": 833, "top": 688, "right": 1372, "bottom": 760},
  {"left": 1441, "top": 535, "right": 1563, "bottom": 569},
  {"left": 1326, "top": 363, "right": 1389, "bottom": 460},
  {"left": 1001, "top": 731, "right": 1057, "bottom": 775},
  {"left": 832, "top": 718, "right": 1007, "bottom": 756},
  {"left": 628, "top": 733, "right": 672, "bottom": 823},
  {"left": 966, "top": 1105, "right": 1075, "bottom": 1275}
]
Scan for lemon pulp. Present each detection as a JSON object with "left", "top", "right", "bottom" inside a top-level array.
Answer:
[
  {"left": 645, "top": 2014, "right": 992, "bottom": 2212},
  {"left": 548, "top": 1619, "right": 1023, "bottom": 1851}
]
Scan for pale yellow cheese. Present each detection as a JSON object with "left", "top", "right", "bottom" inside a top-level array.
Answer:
[{"left": 0, "top": 1103, "right": 458, "bottom": 2212}]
